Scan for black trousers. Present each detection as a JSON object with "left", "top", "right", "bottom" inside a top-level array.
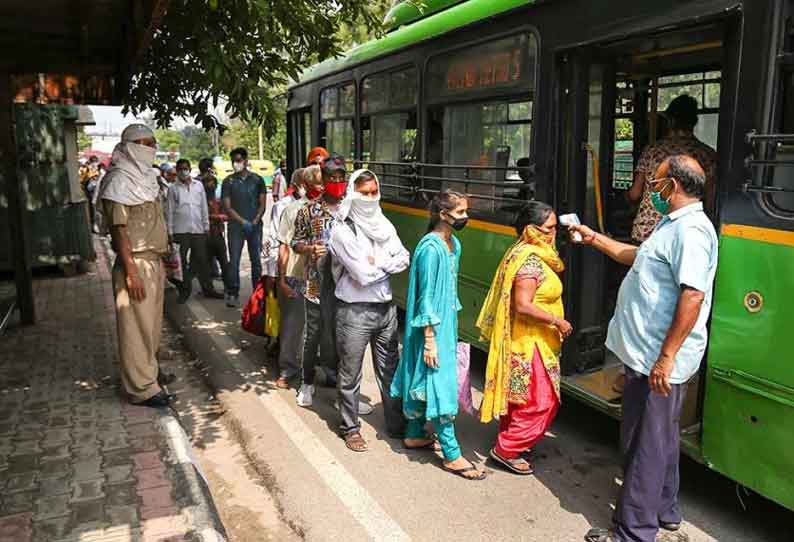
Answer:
[
  {"left": 206, "top": 233, "right": 229, "bottom": 292},
  {"left": 174, "top": 233, "right": 213, "bottom": 295}
]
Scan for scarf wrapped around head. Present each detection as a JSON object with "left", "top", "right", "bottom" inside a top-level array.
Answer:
[
  {"left": 476, "top": 225, "right": 564, "bottom": 423},
  {"left": 336, "top": 169, "right": 397, "bottom": 244},
  {"left": 98, "top": 124, "right": 160, "bottom": 207}
]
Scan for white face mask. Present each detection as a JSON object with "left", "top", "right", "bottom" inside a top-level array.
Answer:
[
  {"left": 232, "top": 161, "right": 246, "bottom": 173},
  {"left": 351, "top": 193, "right": 380, "bottom": 218},
  {"left": 127, "top": 142, "right": 157, "bottom": 167},
  {"left": 177, "top": 169, "right": 191, "bottom": 181}
]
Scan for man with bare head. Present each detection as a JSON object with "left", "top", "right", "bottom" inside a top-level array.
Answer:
[{"left": 571, "top": 155, "right": 719, "bottom": 542}]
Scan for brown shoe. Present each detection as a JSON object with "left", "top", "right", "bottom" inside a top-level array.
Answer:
[{"left": 275, "top": 377, "right": 290, "bottom": 389}]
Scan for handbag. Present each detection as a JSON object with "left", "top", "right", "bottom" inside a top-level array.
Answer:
[
  {"left": 241, "top": 277, "right": 267, "bottom": 337},
  {"left": 163, "top": 243, "right": 183, "bottom": 283},
  {"left": 264, "top": 290, "right": 280, "bottom": 338},
  {"left": 457, "top": 342, "right": 475, "bottom": 416}
]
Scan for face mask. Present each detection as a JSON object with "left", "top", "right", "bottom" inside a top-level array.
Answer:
[
  {"left": 324, "top": 181, "right": 348, "bottom": 199},
  {"left": 351, "top": 195, "right": 380, "bottom": 218},
  {"left": 296, "top": 186, "right": 307, "bottom": 198},
  {"left": 444, "top": 213, "right": 468, "bottom": 231},
  {"left": 127, "top": 142, "right": 157, "bottom": 167},
  {"left": 177, "top": 170, "right": 190, "bottom": 181},
  {"left": 232, "top": 161, "right": 245, "bottom": 173},
  {"left": 650, "top": 180, "right": 674, "bottom": 215},
  {"left": 307, "top": 186, "right": 323, "bottom": 200}
]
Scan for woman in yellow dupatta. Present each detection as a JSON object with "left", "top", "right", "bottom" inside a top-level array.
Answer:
[{"left": 477, "top": 201, "right": 573, "bottom": 475}]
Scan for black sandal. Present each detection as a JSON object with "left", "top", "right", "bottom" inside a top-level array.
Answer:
[
  {"left": 404, "top": 434, "right": 441, "bottom": 452},
  {"left": 490, "top": 447, "right": 534, "bottom": 475},
  {"left": 440, "top": 464, "right": 487, "bottom": 481}
]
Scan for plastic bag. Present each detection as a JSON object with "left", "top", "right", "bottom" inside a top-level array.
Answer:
[
  {"left": 163, "top": 243, "right": 183, "bottom": 283},
  {"left": 242, "top": 277, "right": 266, "bottom": 337},
  {"left": 264, "top": 291, "right": 280, "bottom": 338},
  {"left": 457, "top": 342, "right": 475, "bottom": 416}
]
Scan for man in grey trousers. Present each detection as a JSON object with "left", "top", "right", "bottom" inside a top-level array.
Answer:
[{"left": 329, "top": 169, "right": 411, "bottom": 452}]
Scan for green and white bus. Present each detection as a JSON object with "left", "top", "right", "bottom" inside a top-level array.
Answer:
[{"left": 287, "top": 0, "right": 794, "bottom": 512}]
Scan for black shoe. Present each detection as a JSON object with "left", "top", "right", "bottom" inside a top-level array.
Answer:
[
  {"left": 659, "top": 521, "right": 681, "bottom": 532},
  {"left": 203, "top": 289, "right": 224, "bottom": 299},
  {"left": 132, "top": 391, "right": 176, "bottom": 408},
  {"left": 158, "top": 372, "right": 177, "bottom": 386}
]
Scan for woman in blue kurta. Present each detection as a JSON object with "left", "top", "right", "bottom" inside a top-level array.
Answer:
[{"left": 390, "top": 190, "right": 486, "bottom": 481}]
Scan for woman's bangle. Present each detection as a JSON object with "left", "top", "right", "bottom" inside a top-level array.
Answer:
[
  {"left": 586, "top": 231, "right": 598, "bottom": 244},
  {"left": 550, "top": 315, "right": 559, "bottom": 327}
]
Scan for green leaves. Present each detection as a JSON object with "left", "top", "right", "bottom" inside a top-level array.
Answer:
[{"left": 125, "top": 0, "right": 390, "bottom": 134}]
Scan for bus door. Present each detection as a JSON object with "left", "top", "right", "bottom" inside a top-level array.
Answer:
[
  {"left": 287, "top": 108, "right": 312, "bottom": 172},
  {"left": 555, "top": 25, "right": 727, "bottom": 418}
]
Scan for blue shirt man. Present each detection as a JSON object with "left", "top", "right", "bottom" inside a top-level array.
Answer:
[
  {"left": 606, "top": 201, "right": 718, "bottom": 383},
  {"left": 574, "top": 155, "right": 718, "bottom": 542},
  {"left": 221, "top": 147, "right": 266, "bottom": 306}
]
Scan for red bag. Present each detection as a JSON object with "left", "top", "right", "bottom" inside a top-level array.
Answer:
[{"left": 241, "top": 277, "right": 267, "bottom": 336}]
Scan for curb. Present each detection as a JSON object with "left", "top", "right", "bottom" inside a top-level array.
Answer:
[
  {"left": 161, "top": 294, "right": 308, "bottom": 540},
  {"left": 97, "top": 236, "right": 229, "bottom": 542}
]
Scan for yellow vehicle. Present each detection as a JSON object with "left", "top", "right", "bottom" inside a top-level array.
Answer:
[{"left": 214, "top": 159, "right": 275, "bottom": 187}]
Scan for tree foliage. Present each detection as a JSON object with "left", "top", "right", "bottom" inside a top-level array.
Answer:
[
  {"left": 125, "top": 0, "right": 391, "bottom": 134},
  {"left": 77, "top": 127, "right": 92, "bottom": 151}
]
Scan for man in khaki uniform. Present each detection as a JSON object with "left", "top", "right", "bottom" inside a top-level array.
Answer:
[{"left": 100, "top": 124, "right": 174, "bottom": 408}]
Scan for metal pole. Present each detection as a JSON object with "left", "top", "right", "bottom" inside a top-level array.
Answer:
[
  {"left": 0, "top": 74, "right": 35, "bottom": 324},
  {"left": 257, "top": 124, "right": 264, "bottom": 161}
]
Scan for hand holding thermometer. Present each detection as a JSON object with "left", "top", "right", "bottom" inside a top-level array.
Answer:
[{"left": 559, "top": 213, "right": 583, "bottom": 242}]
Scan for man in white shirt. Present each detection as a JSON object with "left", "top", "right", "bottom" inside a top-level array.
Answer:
[
  {"left": 167, "top": 159, "right": 223, "bottom": 303},
  {"left": 273, "top": 166, "right": 315, "bottom": 389},
  {"left": 329, "top": 169, "right": 411, "bottom": 451}
]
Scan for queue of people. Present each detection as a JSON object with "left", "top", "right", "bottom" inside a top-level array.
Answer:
[{"left": 100, "top": 112, "right": 718, "bottom": 542}]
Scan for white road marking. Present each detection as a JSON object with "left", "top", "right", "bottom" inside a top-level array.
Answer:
[{"left": 188, "top": 301, "right": 411, "bottom": 542}]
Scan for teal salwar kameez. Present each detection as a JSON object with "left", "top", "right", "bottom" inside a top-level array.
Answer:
[{"left": 390, "top": 233, "right": 463, "bottom": 460}]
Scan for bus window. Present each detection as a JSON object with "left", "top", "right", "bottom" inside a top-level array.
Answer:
[
  {"left": 656, "top": 71, "right": 720, "bottom": 148},
  {"left": 427, "top": 98, "right": 532, "bottom": 213},
  {"left": 360, "top": 67, "right": 418, "bottom": 202},
  {"left": 424, "top": 33, "right": 538, "bottom": 215},
  {"left": 288, "top": 108, "right": 312, "bottom": 167},
  {"left": 320, "top": 82, "right": 355, "bottom": 159}
]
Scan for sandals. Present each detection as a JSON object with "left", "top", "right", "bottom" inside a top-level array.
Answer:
[
  {"left": 404, "top": 435, "right": 441, "bottom": 452},
  {"left": 440, "top": 463, "right": 487, "bottom": 481},
  {"left": 490, "top": 447, "right": 534, "bottom": 475},
  {"left": 343, "top": 432, "right": 368, "bottom": 453},
  {"left": 584, "top": 528, "right": 619, "bottom": 542}
]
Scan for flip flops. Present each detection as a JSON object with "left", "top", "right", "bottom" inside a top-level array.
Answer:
[
  {"left": 440, "top": 463, "right": 487, "bottom": 481},
  {"left": 489, "top": 447, "right": 535, "bottom": 475}
]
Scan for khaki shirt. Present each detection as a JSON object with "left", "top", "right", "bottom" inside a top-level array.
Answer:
[
  {"left": 104, "top": 199, "right": 168, "bottom": 257},
  {"left": 277, "top": 197, "right": 307, "bottom": 279}
]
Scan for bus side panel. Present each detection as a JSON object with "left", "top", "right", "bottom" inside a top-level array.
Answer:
[
  {"left": 702, "top": 232, "right": 794, "bottom": 511},
  {"left": 383, "top": 206, "right": 515, "bottom": 348}
]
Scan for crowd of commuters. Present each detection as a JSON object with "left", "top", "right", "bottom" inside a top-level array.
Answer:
[{"left": 99, "top": 96, "right": 717, "bottom": 541}]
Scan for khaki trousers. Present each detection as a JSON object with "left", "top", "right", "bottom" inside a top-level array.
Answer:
[{"left": 112, "top": 254, "right": 165, "bottom": 402}]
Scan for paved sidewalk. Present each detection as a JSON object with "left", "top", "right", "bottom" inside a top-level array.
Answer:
[{"left": 0, "top": 240, "right": 225, "bottom": 542}]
